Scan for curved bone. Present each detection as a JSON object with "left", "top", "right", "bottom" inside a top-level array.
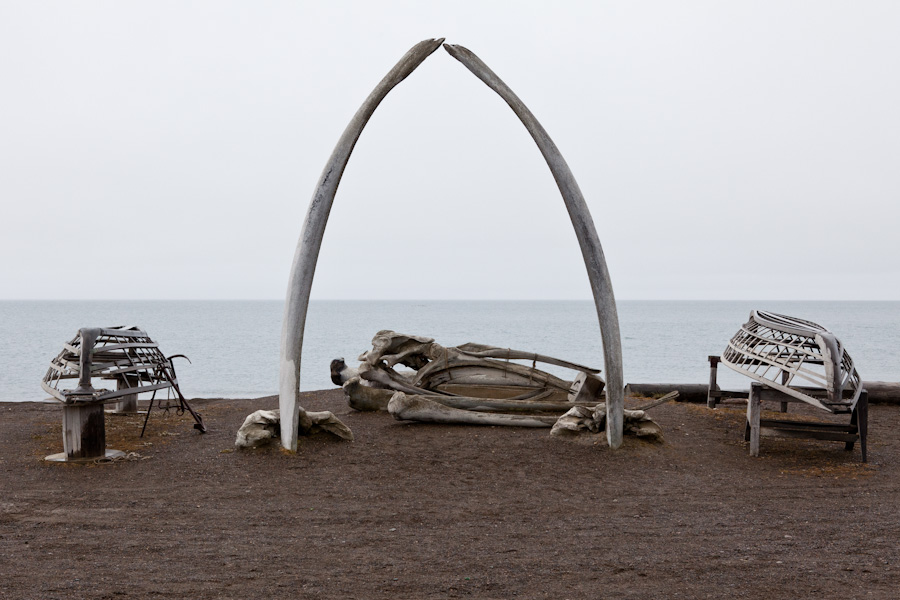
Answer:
[
  {"left": 454, "top": 343, "right": 599, "bottom": 374},
  {"left": 360, "top": 330, "right": 435, "bottom": 368},
  {"left": 388, "top": 393, "right": 557, "bottom": 427},
  {"left": 278, "top": 38, "right": 444, "bottom": 451},
  {"left": 413, "top": 394, "right": 602, "bottom": 413},
  {"left": 343, "top": 377, "right": 394, "bottom": 411},
  {"left": 422, "top": 368, "right": 562, "bottom": 390},
  {"left": 444, "top": 43, "right": 624, "bottom": 448},
  {"left": 414, "top": 357, "right": 574, "bottom": 391},
  {"left": 357, "top": 361, "right": 447, "bottom": 397}
]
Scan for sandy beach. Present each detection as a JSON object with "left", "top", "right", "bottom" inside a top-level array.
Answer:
[{"left": 2, "top": 390, "right": 898, "bottom": 599}]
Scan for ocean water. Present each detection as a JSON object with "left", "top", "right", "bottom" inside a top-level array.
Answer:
[{"left": 1, "top": 300, "right": 898, "bottom": 403}]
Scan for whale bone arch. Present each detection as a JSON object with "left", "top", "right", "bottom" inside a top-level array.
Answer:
[{"left": 278, "top": 38, "right": 624, "bottom": 451}]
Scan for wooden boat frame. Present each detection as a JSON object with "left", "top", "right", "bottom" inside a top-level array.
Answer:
[
  {"left": 41, "top": 326, "right": 205, "bottom": 462},
  {"left": 720, "top": 310, "right": 862, "bottom": 413}
]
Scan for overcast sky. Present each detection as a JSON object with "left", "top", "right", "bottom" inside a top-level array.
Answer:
[{"left": 1, "top": 1, "right": 898, "bottom": 300}]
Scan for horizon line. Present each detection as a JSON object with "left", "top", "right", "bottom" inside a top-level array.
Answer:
[{"left": 2, "top": 298, "right": 898, "bottom": 303}]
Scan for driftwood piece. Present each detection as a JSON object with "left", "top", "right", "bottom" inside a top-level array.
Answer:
[
  {"left": 235, "top": 409, "right": 354, "bottom": 449},
  {"left": 388, "top": 393, "right": 558, "bottom": 427},
  {"left": 631, "top": 391, "right": 679, "bottom": 411}
]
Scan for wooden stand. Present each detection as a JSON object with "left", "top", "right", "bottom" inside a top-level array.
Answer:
[
  {"left": 44, "top": 402, "right": 124, "bottom": 463},
  {"left": 112, "top": 375, "right": 139, "bottom": 414},
  {"left": 744, "top": 383, "right": 868, "bottom": 462},
  {"left": 708, "top": 356, "right": 868, "bottom": 462}
]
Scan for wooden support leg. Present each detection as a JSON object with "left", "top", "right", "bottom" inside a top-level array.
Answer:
[
  {"left": 747, "top": 384, "right": 761, "bottom": 457},
  {"left": 780, "top": 371, "right": 789, "bottom": 413},
  {"left": 45, "top": 402, "right": 126, "bottom": 463},
  {"left": 846, "top": 406, "right": 858, "bottom": 452},
  {"left": 707, "top": 355, "right": 720, "bottom": 409},
  {"left": 858, "top": 391, "right": 868, "bottom": 463},
  {"left": 63, "top": 403, "right": 106, "bottom": 460},
  {"left": 114, "top": 376, "right": 138, "bottom": 413}
]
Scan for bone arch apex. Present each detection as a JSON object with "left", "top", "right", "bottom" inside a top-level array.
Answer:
[{"left": 278, "top": 39, "right": 624, "bottom": 451}]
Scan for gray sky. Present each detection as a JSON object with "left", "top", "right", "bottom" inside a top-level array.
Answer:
[{"left": 2, "top": 1, "right": 898, "bottom": 300}]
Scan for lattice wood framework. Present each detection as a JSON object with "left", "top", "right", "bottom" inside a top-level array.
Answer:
[
  {"left": 43, "top": 326, "right": 187, "bottom": 404},
  {"left": 721, "top": 310, "right": 862, "bottom": 413},
  {"left": 42, "top": 326, "right": 205, "bottom": 461}
]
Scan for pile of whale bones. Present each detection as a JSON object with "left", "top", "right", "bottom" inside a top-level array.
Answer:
[{"left": 235, "top": 331, "right": 673, "bottom": 448}]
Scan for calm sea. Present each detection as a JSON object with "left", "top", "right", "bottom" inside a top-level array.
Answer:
[{"left": 1, "top": 300, "right": 898, "bottom": 403}]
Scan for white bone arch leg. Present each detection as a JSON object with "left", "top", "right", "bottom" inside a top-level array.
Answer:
[
  {"left": 442, "top": 43, "right": 624, "bottom": 448},
  {"left": 278, "top": 38, "right": 445, "bottom": 451},
  {"left": 279, "top": 39, "right": 624, "bottom": 450}
]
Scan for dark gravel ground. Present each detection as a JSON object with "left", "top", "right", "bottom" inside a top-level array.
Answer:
[{"left": 1, "top": 390, "right": 897, "bottom": 599}]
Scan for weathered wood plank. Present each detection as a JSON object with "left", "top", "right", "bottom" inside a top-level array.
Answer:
[
  {"left": 747, "top": 384, "right": 761, "bottom": 457},
  {"left": 758, "top": 419, "right": 856, "bottom": 431},
  {"left": 758, "top": 428, "right": 858, "bottom": 443}
]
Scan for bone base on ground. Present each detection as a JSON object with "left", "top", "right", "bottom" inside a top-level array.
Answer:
[{"left": 236, "top": 409, "right": 353, "bottom": 448}]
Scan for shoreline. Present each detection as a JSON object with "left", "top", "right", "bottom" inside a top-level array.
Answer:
[{"left": 7, "top": 379, "right": 900, "bottom": 405}]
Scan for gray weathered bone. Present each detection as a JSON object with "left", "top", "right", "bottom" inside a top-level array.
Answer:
[
  {"left": 567, "top": 372, "right": 606, "bottom": 404},
  {"left": 415, "top": 357, "right": 573, "bottom": 391},
  {"left": 388, "top": 393, "right": 558, "bottom": 427},
  {"left": 442, "top": 43, "right": 624, "bottom": 448},
  {"left": 357, "top": 361, "right": 437, "bottom": 395},
  {"left": 406, "top": 394, "right": 602, "bottom": 413},
  {"left": 343, "top": 377, "right": 395, "bottom": 411},
  {"left": 344, "top": 331, "right": 603, "bottom": 404},
  {"left": 236, "top": 409, "right": 354, "bottom": 449},
  {"left": 360, "top": 330, "right": 436, "bottom": 368},
  {"left": 330, "top": 358, "right": 359, "bottom": 386},
  {"left": 278, "top": 38, "right": 444, "bottom": 451},
  {"left": 551, "top": 404, "right": 662, "bottom": 442},
  {"left": 453, "top": 343, "right": 600, "bottom": 374},
  {"left": 280, "top": 40, "right": 625, "bottom": 450}
]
